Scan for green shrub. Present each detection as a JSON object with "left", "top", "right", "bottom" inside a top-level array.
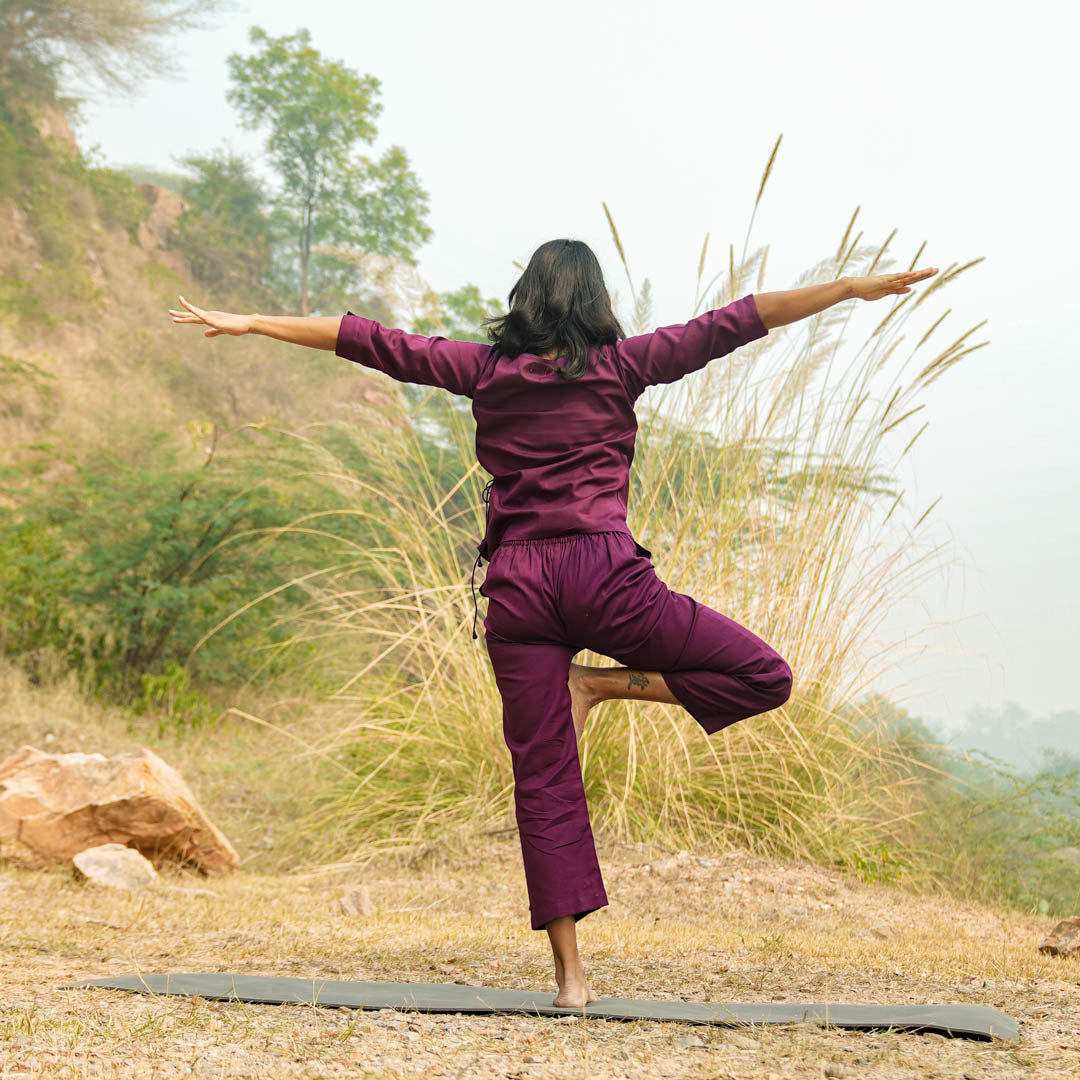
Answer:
[
  {"left": 85, "top": 165, "right": 149, "bottom": 240},
  {"left": 130, "top": 660, "right": 218, "bottom": 733},
  {"left": 0, "top": 423, "right": 378, "bottom": 709}
]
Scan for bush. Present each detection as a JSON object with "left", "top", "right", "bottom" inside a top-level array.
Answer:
[
  {"left": 85, "top": 164, "right": 149, "bottom": 240},
  {"left": 0, "top": 423, "right": 376, "bottom": 706}
]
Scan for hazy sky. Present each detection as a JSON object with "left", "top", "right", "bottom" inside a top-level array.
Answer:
[{"left": 72, "top": 0, "right": 1077, "bottom": 732}]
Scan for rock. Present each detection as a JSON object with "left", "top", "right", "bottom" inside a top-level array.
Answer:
[
  {"left": 0, "top": 204, "right": 37, "bottom": 254},
  {"left": 674, "top": 1035, "right": 706, "bottom": 1049},
  {"left": 29, "top": 104, "right": 79, "bottom": 153},
  {"left": 339, "top": 886, "right": 375, "bottom": 917},
  {"left": 135, "top": 183, "right": 188, "bottom": 252},
  {"left": 0, "top": 746, "right": 238, "bottom": 875},
  {"left": 1039, "top": 916, "right": 1080, "bottom": 956},
  {"left": 73, "top": 843, "right": 157, "bottom": 892},
  {"left": 824, "top": 1066, "right": 858, "bottom": 1079}
]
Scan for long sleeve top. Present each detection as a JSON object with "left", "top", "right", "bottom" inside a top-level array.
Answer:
[{"left": 335, "top": 293, "right": 770, "bottom": 560}]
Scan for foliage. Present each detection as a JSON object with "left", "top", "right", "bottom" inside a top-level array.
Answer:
[
  {"left": 0, "top": 423, "right": 377, "bottom": 704},
  {"left": 225, "top": 26, "right": 432, "bottom": 315},
  {"left": 913, "top": 753, "right": 1080, "bottom": 917},
  {"left": 411, "top": 283, "right": 502, "bottom": 344},
  {"left": 130, "top": 659, "right": 217, "bottom": 732},
  {"left": 0, "top": 98, "right": 101, "bottom": 327},
  {"left": 170, "top": 147, "right": 276, "bottom": 306},
  {"left": 83, "top": 159, "right": 148, "bottom": 239},
  {"left": 0, "top": 1, "right": 225, "bottom": 102}
]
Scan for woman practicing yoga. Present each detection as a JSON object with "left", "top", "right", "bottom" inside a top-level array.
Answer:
[{"left": 169, "top": 241, "right": 937, "bottom": 1008}]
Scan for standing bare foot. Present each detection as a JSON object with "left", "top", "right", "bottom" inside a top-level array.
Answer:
[
  {"left": 567, "top": 663, "right": 599, "bottom": 741},
  {"left": 553, "top": 953, "right": 600, "bottom": 1008}
]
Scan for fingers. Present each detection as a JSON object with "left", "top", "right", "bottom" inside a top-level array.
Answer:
[
  {"left": 174, "top": 295, "right": 209, "bottom": 324},
  {"left": 893, "top": 267, "right": 938, "bottom": 282}
]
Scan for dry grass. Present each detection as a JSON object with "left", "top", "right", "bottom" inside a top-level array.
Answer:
[
  {"left": 1, "top": 842, "right": 1078, "bottom": 1079},
  {"left": 2, "top": 659, "right": 1078, "bottom": 1078},
  {"left": 2, "top": 661, "right": 1077, "bottom": 1078}
]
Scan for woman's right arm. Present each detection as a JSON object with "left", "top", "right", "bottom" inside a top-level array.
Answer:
[
  {"left": 168, "top": 295, "right": 342, "bottom": 349},
  {"left": 169, "top": 297, "right": 487, "bottom": 397},
  {"left": 249, "top": 312, "right": 342, "bottom": 350}
]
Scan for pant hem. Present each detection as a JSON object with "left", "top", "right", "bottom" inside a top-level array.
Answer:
[{"left": 530, "top": 890, "right": 609, "bottom": 931}]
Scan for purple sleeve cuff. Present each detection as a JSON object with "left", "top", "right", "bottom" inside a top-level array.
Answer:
[
  {"left": 745, "top": 293, "right": 769, "bottom": 340},
  {"left": 615, "top": 293, "right": 770, "bottom": 399}
]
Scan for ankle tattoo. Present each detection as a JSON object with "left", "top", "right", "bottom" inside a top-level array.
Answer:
[{"left": 627, "top": 670, "right": 649, "bottom": 692}]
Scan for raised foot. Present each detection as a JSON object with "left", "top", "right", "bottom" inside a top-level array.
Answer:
[{"left": 567, "top": 663, "right": 599, "bottom": 741}]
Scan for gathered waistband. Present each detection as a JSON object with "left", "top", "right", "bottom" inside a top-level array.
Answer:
[
  {"left": 470, "top": 529, "right": 649, "bottom": 641},
  {"left": 496, "top": 529, "right": 630, "bottom": 548}
]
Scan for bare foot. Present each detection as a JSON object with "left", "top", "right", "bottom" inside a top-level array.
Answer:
[
  {"left": 553, "top": 954, "right": 600, "bottom": 1008},
  {"left": 567, "top": 663, "right": 600, "bottom": 742}
]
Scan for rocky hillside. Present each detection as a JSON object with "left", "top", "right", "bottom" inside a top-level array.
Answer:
[{"left": 0, "top": 103, "right": 398, "bottom": 498}]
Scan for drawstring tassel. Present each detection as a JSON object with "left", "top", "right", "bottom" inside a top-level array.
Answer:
[
  {"left": 470, "top": 477, "right": 495, "bottom": 640},
  {"left": 470, "top": 550, "right": 483, "bottom": 639}
]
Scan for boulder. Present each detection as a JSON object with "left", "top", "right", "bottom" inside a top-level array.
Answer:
[
  {"left": 0, "top": 746, "right": 238, "bottom": 875},
  {"left": 74, "top": 843, "right": 157, "bottom": 892},
  {"left": 1039, "top": 916, "right": 1080, "bottom": 956}
]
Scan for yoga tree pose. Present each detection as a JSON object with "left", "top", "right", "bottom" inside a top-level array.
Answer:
[{"left": 170, "top": 242, "right": 937, "bottom": 1008}]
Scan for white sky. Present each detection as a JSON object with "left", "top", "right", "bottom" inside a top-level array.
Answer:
[{"left": 73, "top": 0, "right": 1077, "bottom": 732}]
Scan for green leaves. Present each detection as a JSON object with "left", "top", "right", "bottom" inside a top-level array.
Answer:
[
  {"left": 224, "top": 26, "right": 431, "bottom": 315},
  {"left": 0, "top": 425, "right": 375, "bottom": 703}
]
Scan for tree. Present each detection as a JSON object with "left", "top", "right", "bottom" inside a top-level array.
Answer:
[
  {"left": 412, "top": 283, "right": 502, "bottom": 345},
  {"left": 171, "top": 146, "right": 274, "bottom": 304},
  {"left": 0, "top": 0, "right": 223, "bottom": 103},
  {"left": 226, "top": 26, "right": 432, "bottom": 316}
]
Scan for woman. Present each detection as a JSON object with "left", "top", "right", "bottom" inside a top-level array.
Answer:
[{"left": 169, "top": 240, "right": 937, "bottom": 1008}]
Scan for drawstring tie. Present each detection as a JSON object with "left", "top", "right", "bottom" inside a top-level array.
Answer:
[{"left": 470, "top": 477, "right": 495, "bottom": 640}]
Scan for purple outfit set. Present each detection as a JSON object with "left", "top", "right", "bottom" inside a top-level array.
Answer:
[{"left": 335, "top": 294, "right": 793, "bottom": 931}]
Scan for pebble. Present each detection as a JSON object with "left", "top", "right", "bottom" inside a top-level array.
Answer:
[{"left": 674, "top": 1035, "right": 706, "bottom": 1049}]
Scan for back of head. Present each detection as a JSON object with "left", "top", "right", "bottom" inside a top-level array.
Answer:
[{"left": 484, "top": 239, "right": 625, "bottom": 380}]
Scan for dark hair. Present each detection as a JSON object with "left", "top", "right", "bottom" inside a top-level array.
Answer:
[{"left": 483, "top": 239, "right": 625, "bottom": 380}]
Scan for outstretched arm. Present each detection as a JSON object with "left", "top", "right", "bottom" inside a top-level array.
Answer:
[
  {"left": 169, "top": 296, "right": 489, "bottom": 398},
  {"left": 754, "top": 267, "right": 938, "bottom": 330},
  {"left": 168, "top": 296, "right": 341, "bottom": 349}
]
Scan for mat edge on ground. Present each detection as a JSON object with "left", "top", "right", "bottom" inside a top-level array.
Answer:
[{"left": 64, "top": 974, "right": 1019, "bottom": 1042}]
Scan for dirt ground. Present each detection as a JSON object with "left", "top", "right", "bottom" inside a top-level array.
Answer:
[{"left": 2, "top": 841, "right": 1079, "bottom": 1079}]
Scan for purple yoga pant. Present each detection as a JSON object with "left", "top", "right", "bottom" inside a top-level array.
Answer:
[{"left": 479, "top": 529, "right": 793, "bottom": 932}]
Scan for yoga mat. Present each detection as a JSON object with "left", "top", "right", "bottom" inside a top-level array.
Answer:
[{"left": 69, "top": 974, "right": 1018, "bottom": 1041}]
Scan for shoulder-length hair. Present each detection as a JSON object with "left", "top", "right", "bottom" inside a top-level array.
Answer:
[{"left": 483, "top": 238, "right": 625, "bottom": 380}]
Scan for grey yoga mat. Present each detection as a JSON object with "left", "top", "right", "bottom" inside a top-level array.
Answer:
[{"left": 70, "top": 974, "right": 1019, "bottom": 1041}]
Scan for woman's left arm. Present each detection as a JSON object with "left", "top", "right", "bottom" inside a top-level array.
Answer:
[
  {"left": 754, "top": 267, "right": 939, "bottom": 329},
  {"left": 753, "top": 279, "right": 854, "bottom": 330}
]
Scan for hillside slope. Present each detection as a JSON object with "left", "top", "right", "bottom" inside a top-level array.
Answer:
[{"left": 0, "top": 102, "right": 400, "bottom": 496}]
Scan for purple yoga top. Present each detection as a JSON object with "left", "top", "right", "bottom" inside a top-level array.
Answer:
[{"left": 335, "top": 293, "right": 769, "bottom": 560}]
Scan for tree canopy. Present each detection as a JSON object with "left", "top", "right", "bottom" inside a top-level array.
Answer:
[
  {"left": 226, "top": 26, "right": 431, "bottom": 315},
  {"left": 0, "top": 0, "right": 224, "bottom": 102}
]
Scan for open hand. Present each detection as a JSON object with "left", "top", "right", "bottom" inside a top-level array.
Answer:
[
  {"left": 168, "top": 296, "right": 252, "bottom": 337},
  {"left": 851, "top": 267, "right": 938, "bottom": 301}
]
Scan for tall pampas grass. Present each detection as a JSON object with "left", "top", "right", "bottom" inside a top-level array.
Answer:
[{"left": 228, "top": 141, "right": 987, "bottom": 881}]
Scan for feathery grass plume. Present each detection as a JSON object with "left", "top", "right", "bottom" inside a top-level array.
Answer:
[
  {"left": 225, "top": 172, "right": 988, "bottom": 884},
  {"left": 602, "top": 200, "right": 636, "bottom": 298}
]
